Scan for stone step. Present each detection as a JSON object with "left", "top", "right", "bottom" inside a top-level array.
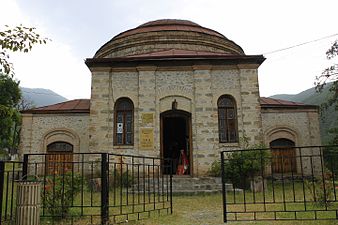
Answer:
[{"left": 130, "top": 177, "right": 242, "bottom": 194}]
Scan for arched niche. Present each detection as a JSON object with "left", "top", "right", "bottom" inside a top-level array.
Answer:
[{"left": 42, "top": 128, "right": 80, "bottom": 154}]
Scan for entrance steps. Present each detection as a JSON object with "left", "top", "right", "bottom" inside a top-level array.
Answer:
[{"left": 131, "top": 176, "right": 241, "bottom": 195}]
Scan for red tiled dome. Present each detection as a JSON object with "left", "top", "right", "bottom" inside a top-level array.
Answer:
[
  {"left": 114, "top": 19, "right": 225, "bottom": 39},
  {"left": 94, "top": 19, "right": 244, "bottom": 58}
]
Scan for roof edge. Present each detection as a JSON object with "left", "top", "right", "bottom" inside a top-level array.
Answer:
[{"left": 86, "top": 55, "right": 266, "bottom": 68}]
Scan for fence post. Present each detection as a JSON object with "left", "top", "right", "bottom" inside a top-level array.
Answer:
[
  {"left": 101, "top": 153, "right": 109, "bottom": 225},
  {"left": 170, "top": 159, "right": 173, "bottom": 214},
  {"left": 22, "top": 154, "right": 28, "bottom": 180},
  {"left": 0, "top": 161, "right": 5, "bottom": 225},
  {"left": 220, "top": 152, "right": 227, "bottom": 223}
]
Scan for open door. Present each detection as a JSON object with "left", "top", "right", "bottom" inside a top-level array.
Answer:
[{"left": 161, "top": 110, "right": 192, "bottom": 175}]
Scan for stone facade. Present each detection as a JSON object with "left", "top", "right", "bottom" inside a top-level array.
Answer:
[
  {"left": 19, "top": 19, "right": 322, "bottom": 176},
  {"left": 88, "top": 64, "right": 264, "bottom": 175},
  {"left": 20, "top": 113, "right": 89, "bottom": 154}
]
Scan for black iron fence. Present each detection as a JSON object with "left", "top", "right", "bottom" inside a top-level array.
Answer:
[
  {"left": 221, "top": 145, "right": 338, "bottom": 222},
  {"left": 0, "top": 160, "right": 23, "bottom": 223},
  {"left": 0, "top": 153, "right": 173, "bottom": 224}
]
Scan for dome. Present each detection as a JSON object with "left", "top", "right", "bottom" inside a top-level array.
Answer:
[{"left": 94, "top": 19, "right": 245, "bottom": 58}]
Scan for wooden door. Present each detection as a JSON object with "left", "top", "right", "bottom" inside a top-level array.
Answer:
[
  {"left": 271, "top": 147, "right": 297, "bottom": 173},
  {"left": 270, "top": 138, "right": 296, "bottom": 173},
  {"left": 46, "top": 142, "right": 73, "bottom": 175}
]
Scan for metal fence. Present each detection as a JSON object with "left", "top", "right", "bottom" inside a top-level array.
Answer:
[
  {"left": 0, "top": 153, "right": 173, "bottom": 224},
  {"left": 221, "top": 145, "right": 338, "bottom": 222}
]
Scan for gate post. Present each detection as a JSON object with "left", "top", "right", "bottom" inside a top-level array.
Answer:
[
  {"left": 22, "top": 154, "right": 28, "bottom": 180},
  {"left": 101, "top": 153, "right": 109, "bottom": 225},
  {"left": 220, "top": 152, "right": 227, "bottom": 223}
]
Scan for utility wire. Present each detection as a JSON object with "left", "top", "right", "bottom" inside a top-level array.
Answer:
[{"left": 262, "top": 33, "right": 338, "bottom": 55}]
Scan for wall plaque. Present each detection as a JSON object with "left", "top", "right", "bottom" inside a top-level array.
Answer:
[
  {"left": 140, "top": 128, "right": 154, "bottom": 150},
  {"left": 141, "top": 113, "right": 154, "bottom": 124}
]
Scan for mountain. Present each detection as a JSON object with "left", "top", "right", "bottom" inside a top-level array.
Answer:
[
  {"left": 270, "top": 83, "right": 337, "bottom": 144},
  {"left": 20, "top": 87, "right": 67, "bottom": 107}
]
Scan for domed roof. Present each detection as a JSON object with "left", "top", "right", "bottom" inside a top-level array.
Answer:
[
  {"left": 139, "top": 19, "right": 200, "bottom": 27},
  {"left": 94, "top": 19, "right": 245, "bottom": 58},
  {"left": 114, "top": 19, "right": 225, "bottom": 39}
]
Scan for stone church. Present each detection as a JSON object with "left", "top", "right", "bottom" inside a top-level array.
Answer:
[{"left": 20, "top": 19, "right": 321, "bottom": 176}]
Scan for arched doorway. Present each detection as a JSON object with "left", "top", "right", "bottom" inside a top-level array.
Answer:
[
  {"left": 46, "top": 141, "right": 73, "bottom": 175},
  {"left": 270, "top": 138, "right": 296, "bottom": 173},
  {"left": 161, "top": 110, "right": 192, "bottom": 175}
]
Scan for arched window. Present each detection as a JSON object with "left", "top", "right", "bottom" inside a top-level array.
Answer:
[
  {"left": 114, "top": 98, "right": 134, "bottom": 145},
  {"left": 217, "top": 95, "right": 238, "bottom": 143}
]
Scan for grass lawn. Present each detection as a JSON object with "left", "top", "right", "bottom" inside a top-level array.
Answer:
[
  {"left": 2, "top": 170, "right": 338, "bottom": 225},
  {"left": 122, "top": 193, "right": 338, "bottom": 225}
]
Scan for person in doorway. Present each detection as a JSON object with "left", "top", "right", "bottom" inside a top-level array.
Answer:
[{"left": 176, "top": 149, "right": 189, "bottom": 175}]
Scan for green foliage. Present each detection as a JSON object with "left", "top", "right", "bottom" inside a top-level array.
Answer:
[
  {"left": 305, "top": 170, "right": 335, "bottom": 207},
  {"left": 223, "top": 149, "right": 270, "bottom": 189},
  {"left": 316, "top": 40, "right": 338, "bottom": 143},
  {"left": 323, "top": 146, "right": 338, "bottom": 176},
  {"left": 0, "top": 24, "right": 49, "bottom": 76},
  {"left": 0, "top": 73, "right": 21, "bottom": 151},
  {"left": 0, "top": 24, "right": 47, "bottom": 152},
  {"left": 42, "top": 172, "right": 83, "bottom": 219},
  {"left": 208, "top": 160, "right": 221, "bottom": 177}
]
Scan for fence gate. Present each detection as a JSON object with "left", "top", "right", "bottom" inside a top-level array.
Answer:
[
  {"left": 221, "top": 145, "right": 338, "bottom": 222},
  {"left": 0, "top": 153, "right": 173, "bottom": 225}
]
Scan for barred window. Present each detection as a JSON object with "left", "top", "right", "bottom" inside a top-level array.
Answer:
[
  {"left": 114, "top": 98, "right": 134, "bottom": 145},
  {"left": 217, "top": 95, "right": 238, "bottom": 143}
]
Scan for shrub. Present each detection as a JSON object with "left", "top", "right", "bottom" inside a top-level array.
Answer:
[
  {"left": 42, "top": 172, "right": 83, "bottom": 219},
  {"left": 305, "top": 169, "right": 335, "bottom": 207},
  {"left": 223, "top": 149, "right": 270, "bottom": 189},
  {"left": 208, "top": 160, "right": 221, "bottom": 177},
  {"left": 323, "top": 146, "right": 338, "bottom": 176}
]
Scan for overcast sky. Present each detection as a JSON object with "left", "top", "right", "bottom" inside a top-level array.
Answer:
[{"left": 1, "top": 0, "right": 337, "bottom": 100}]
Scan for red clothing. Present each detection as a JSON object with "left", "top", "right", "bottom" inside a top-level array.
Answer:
[{"left": 176, "top": 150, "right": 189, "bottom": 175}]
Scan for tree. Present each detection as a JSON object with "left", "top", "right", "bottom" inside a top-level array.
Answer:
[
  {"left": 0, "top": 24, "right": 48, "bottom": 153},
  {"left": 0, "top": 24, "right": 49, "bottom": 76},
  {"left": 0, "top": 73, "right": 20, "bottom": 151},
  {"left": 316, "top": 40, "right": 338, "bottom": 144}
]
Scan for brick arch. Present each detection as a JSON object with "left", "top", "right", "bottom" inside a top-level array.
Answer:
[
  {"left": 42, "top": 128, "right": 80, "bottom": 154},
  {"left": 265, "top": 126, "right": 299, "bottom": 147}
]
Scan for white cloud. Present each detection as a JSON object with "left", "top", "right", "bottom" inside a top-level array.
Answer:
[
  {"left": 2, "top": 0, "right": 338, "bottom": 99},
  {"left": 1, "top": 0, "right": 91, "bottom": 99},
  {"left": 11, "top": 42, "right": 91, "bottom": 99}
]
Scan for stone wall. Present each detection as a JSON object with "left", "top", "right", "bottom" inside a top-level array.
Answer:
[
  {"left": 261, "top": 108, "right": 321, "bottom": 175},
  {"left": 19, "top": 113, "right": 89, "bottom": 155},
  {"left": 88, "top": 64, "right": 263, "bottom": 176},
  {"left": 261, "top": 108, "right": 321, "bottom": 147}
]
